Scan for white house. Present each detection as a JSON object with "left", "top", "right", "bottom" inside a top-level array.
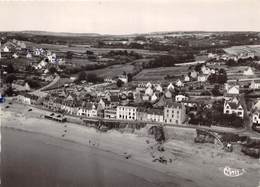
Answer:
[
  {"left": 176, "top": 79, "right": 184, "bottom": 87},
  {"left": 145, "top": 86, "right": 153, "bottom": 96},
  {"left": 116, "top": 105, "right": 137, "bottom": 120},
  {"left": 250, "top": 80, "right": 260, "bottom": 90},
  {"left": 12, "top": 53, "right": 19, "bottom": 59},
  {"left": 151, "top": 93, "right": 158, "bottom": 102},
  {"left": 243, "top": 67, "right": 254, "bottom": 76},
  {"left": 184, "top": 75, "right": 190, "bottom": 82},
  {"left": 226, "top": 85, "right": 240, "bottom": 95},
  {"left": 147, "top": 109, "right": 164, "bottom": 123},
  {"left": 197, "top": 74, "right": 207, "bottom": 82},
  {"left": 252, "top": 110, "right": 260, "bottom": 126},
  {"left": 3, "top": 46, "right": 9, "bottom": 52},
  {"left": 190, "top": 71, "right": 198, "bottom": 79},
  {"left": 118, "top": 74, "right": 128, "bottom": 83},
  {"left": 167, "top": 83, "right": 175, "bottom": 91},
  {"left": 155, "top": 84, "right": 163, "bottom": 92},
  {"left": 223, "top": 98, "right": 244, "bottom": 118},
  {"left": 201, "top": 65, "right": 211, "bottom": 75},
  {"left": 146, "top": 82, "right": 152, "bottom": 88},
  {"left": 26, "top": 52, "right": 32, "bottom": 58},
  {"left": 175, "top": 95, "right": 188, "bottom": 102},
  {"left": 77, "top": 103, "right": 97, "bottom": 117},
  {"left": 165, "top": 90, "right": 172, "bottom": 99}
]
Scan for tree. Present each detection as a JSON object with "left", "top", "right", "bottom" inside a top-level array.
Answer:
[
  {"left": 5, "top": 74, "right": 17, "bottom": 84},
  {"left": 127, "top": 73, "right": 132, "bottom": 82},
  {"left": 211, "top": 85, "right": 222, "bottom": 96},
  {"left": 49, "top": 66, "right": 57, "bottom": 74},
  {"left": 116, "top": 79, "right": 124, "bottom": 87},
  {"left": 77, "top": 71, "right": 87, "bottom": 82},
  {"left": 26, "top": 79, "right": 40, "bottom": 88},
  {"left": 6, "top": 63, "right": 15, "bottom": 73},
  {"left": 86, "top": 73, "right": 102, "bottom": 83},
  {"left": 66, "top": 51, "right": 73, "bottom": 59},
  {"left": 86, "top": 50, "right": 94, "bottom": 55},
  {"left": 4, "top": 86, "right": 14, "bottom": 96}
]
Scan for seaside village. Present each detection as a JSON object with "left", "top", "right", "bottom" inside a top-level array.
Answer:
[{"left": 1, "top": 39, "right": 260, "bottom": 130}]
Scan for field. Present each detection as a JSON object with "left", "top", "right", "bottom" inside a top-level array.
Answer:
[
  {"left": 207, "top": 64, "right": 260, "bottom": 80},
  {"left": 133, "top": 66, "right": 189, "bottom": 81},
  {"left": 224, "top": 45, "right": 260, "bottom": 57},
  {"left": 84, "top": 64, "right": 135, "bottom": 79},
  {"left": 25, "top": 42, "right": 167, "bottom": 56}
]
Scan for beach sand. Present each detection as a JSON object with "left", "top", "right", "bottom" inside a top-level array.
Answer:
[{"left": 1, "top": 102, "right": 260, "bottom": 187}]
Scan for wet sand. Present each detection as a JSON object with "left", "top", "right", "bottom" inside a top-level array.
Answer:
[{"left": 1, "top": 128, "right": 186, "bottom": 187}]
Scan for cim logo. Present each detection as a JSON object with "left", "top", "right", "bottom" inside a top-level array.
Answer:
[{"left": 223, "top": 166, "right": 246, "bottom": 177}]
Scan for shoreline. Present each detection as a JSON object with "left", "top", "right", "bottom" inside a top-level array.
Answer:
[{"left": 1, "top": 103, "right": 260, "bottom": 187}]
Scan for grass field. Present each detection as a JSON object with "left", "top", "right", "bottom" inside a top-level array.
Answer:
[
  {"left": 224, "top": 45, "right": 260, "bottom": 57},
  {"left": 84, "top": 64, "right": 135, "bottom": 79},
  {"left": 208, "top": 64, "right": 260, "bottom": 80},
  {"left": 25, "top": 42, "right": 167, "bottom": 56},
  {"left": 225, "top": 66, "right": 260, "bottom": 80},
  {"left": 133, "top": 66, "right": 189, "bottom": 81}
]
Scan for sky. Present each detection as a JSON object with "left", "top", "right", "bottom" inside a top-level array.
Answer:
[{"left": 0, "top": 0, "right": 260, "bottom": 35}]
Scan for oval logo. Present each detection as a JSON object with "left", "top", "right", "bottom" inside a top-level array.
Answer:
[{"left": 223, "top": 166, "right": 246, "bottom": 177}]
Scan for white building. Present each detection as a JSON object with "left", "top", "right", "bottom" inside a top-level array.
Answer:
[
  {"left": 175, "top": 95, "right": 188, "bottom": 102},
  {"left": 164, "top": 102, "right": 186, "bottom": 125},
  {"left": 116, "top": 105, "right": 137, "bottom": 121},
  {"left": 3, "top": 46, "right": 9, "bottom": 52},
  {"left": 175, "top": 79, "right": 184, "bottom": 87},
  {"left": 223, "top": 98, "right": 244, "bottom": 118},
  {"left": 151, "top": 93, "right": 158, "bottom": 102},
  {"left": 118, "top": 74, "right": 128, "bottom": 83},
  {"left": 145, "top": 86, "right": 153, "bottom": 96},
  {"left": 184, "top": 75, "right": 190, "bottom": 82},
  {"left": 146, "top": 82, "right": 152, "bottom": 88},
  {"left": 77, "top": 103, "right": 97, "bottom": 117},
  {"left": 167, "top": 83, "right": 175, "bottom": 91},
  {"left": 250, "top": 80, "right": 260, "bottom": 90},
  {"left": 226, "top": 85, "right": 240, "bottom": 95},
  {"left": 155, "top": 84, "right": 163, "bottom": 92},
  {"left": 147, "top": 109, "right": 164, "bottom": 123},
  {"left": 201, "top": 65, "right": 211, "bottom": 75},
  {"left": 197, "top": 74, "right": 207, "bottom": 82},
  {"left": 26, "top": 52, "right": 32, "bottom": 58},
  {"left": 252, "top": 110, "right": 260, "bottom": 125},
  {"left": 243, "top": 67, "right": 254, "bottom": 76}
]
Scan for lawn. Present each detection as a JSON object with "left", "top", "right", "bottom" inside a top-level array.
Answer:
[{"left": 133, "top": 66, "right": 189, "bottom": 81}]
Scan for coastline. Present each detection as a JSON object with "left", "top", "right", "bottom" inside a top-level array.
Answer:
[{"left": 1, "top": 102, "right": 260, "bottom": 187}]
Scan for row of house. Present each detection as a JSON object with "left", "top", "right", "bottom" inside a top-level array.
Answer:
[{"left": 17, "top": 90, "right": 187, "bottom": 125}]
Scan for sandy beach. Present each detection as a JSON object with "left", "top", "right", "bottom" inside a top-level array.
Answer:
[{"left": 1, "top": 102, "right": 260, "bottom": 187}]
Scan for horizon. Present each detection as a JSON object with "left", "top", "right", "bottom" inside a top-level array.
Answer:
[
  {"left": 0, "top": 0, "right": 260, "bottom": 35},
  {"left": 1, "top": 30, "right": 260, "bottom": 36}
]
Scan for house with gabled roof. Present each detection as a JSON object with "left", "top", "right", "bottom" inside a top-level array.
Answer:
[
  {"left": 147, "top": 108, "right": 164, "bottom": 123},
  {"left": 252, "top": 109, "right": 260, "bottom": 126},
  {"left": 167, "top": 83, "right": 175, "bottom": 91},
  {"left": 223, "top": 97, "right": 244, "bottom": 118},
  {"left": 176, "top": 79, "right": 184, "bottom": 87}
]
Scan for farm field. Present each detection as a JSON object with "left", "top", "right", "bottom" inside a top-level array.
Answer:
[
  {"left": 84, "top": 64, "right": 135, "bottom": 79},
  {"left": 225, "top": 66, "right": 260, "bottom": 80},
  {"left": 133, "top": 66, "right": 189, "bottom": 81},
  {"left": 208, "top": 64, "right": 260, "bottom": 80},
  {"left": 224, "top": 45, "right": 260, "bottom": 57},
  {"left": 25, "top": 42, "right": 167, "bottom": 56}
]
